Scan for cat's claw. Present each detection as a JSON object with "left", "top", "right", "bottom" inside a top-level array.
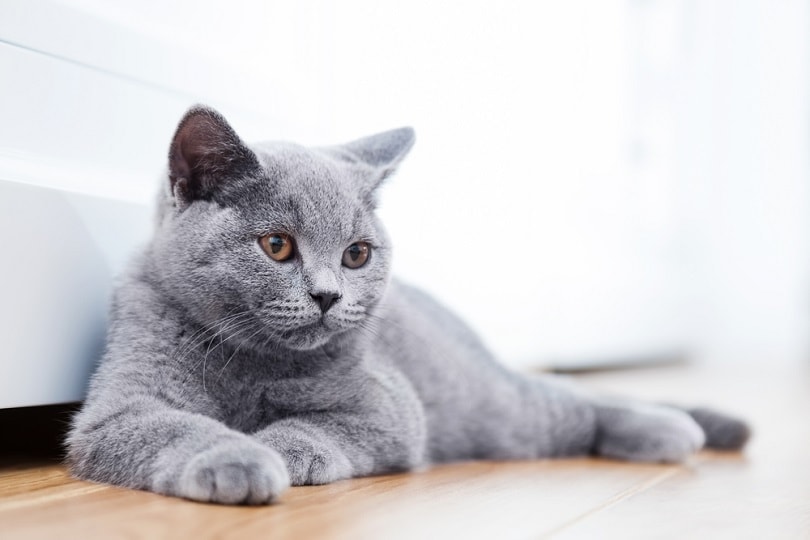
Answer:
[{"left": 177, "top": 440, "right": 290, "bottom": 504}]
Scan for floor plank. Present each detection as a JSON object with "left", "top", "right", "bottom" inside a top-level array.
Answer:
[
  {"left": 0, "top": 361, "right": 807, "bottom": 540},
  {"left": 553, "top": 361, "right": 810, "bottom": 540},
  {"left": 0, "top": 460, "right": 680, "bottom": 540}
]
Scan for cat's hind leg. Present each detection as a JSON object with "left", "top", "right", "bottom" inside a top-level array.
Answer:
[
  {"left": 531, "top": 376, "right": 749, "bottom": 463},
  {"left": 591, "top": 400, "right": 706, "bottom": 463},
  {"left": 517, "top": 377, "right": 703, "bottom": 462},
  {"left": 590, "top": 400, "right": 750, "bottom": 462}
]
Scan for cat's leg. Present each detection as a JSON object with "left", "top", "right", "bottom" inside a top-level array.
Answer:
[
  {"left": 252, "top": 368, "right": 427, "bottom": 485},
  {"left": 529, "top": 376, "right": 749, "bottom": 462},
  {"left": 462, "top": 375, "right": 706, "bottom": 463},
  {"left": 590, "top": 399, "right": 706, "bottom": 462},
  {"left": 424, "top": 373, "right": 599, "bottom": 462},
  {"left": 68, "top": 395, "right": 290, "bottom": 504},
  {"left": 252, "top": 416, "right": 355, "bottom": 485},
  {"left": 253, "top": 413, "right": 421, "bottom": 485}
]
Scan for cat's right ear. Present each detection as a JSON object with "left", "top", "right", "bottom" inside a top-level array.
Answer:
[
  {"left": 168, "top": 106, "right": 260, "bottom": 210},
  {"left": 332, "top": 127, "right": 416, "bottom": 208}
]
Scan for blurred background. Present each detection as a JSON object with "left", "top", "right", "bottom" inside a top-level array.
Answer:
[{"left": 1, "top": 0, "right": 808, "bottom": 407}]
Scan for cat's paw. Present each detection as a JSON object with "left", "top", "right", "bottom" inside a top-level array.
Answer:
[
  {"left": 272, "top": 433, "right": 353, "bottom": 486},
  {"left": 596, "top": 404, "right": 706, "bottom": 463},
  {"left": 283, "top": 440, "right": 353, "bottom": 485},
  {"left": 177, "top": 439, "right": 290, "bottom": 504}
]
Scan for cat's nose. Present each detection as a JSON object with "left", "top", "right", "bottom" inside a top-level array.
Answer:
[{"left": 310, "top": 292, "right": 340, "bottom": 313}]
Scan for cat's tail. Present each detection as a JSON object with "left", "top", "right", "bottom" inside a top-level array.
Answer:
[{"left": 682, "top": 406, "right": 751, "bottom": 450}]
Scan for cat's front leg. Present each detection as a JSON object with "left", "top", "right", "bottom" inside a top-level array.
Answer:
[
  {"left": 252, "top": 362, "right": 427, "bottom": 485},
  {"left": 253, "top": 410, "right": 426, "bottom": 485},
  {"left": 68, "top": 396, "right": 290, "bottom": 504},
  {"left": 252, "top": 417, "right": 355, "bottom": 485},
  {"left": 253, "top": 414, "right": 425, "bottom": 485}
]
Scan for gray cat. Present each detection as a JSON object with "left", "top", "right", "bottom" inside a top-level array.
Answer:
[{"left": 67, "top": 106, "right": 749, "bottom": 505}]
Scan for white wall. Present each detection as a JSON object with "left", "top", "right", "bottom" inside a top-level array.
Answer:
[
  {"left": 3, "top": 0, "right": 808, "bottom": 408},
  {"left": 67, "top": 0, "right": 684, "bottom": 366},
  {"left": 93, "top": 0, "right": 806, "bottom": 368},
  {"left": 0, "top": 0, "right": 287, "bottom": 406},
  {"left": 630, "top": 0, "right": 810, "bottom": 363}
]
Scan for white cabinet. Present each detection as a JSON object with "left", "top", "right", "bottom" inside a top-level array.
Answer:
[{"left": 0, "top": 1, "right": 277, "bottom": 407}]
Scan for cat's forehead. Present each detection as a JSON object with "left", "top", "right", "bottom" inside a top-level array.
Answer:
[
  {"left": 243, "top": 143, "right": 371, "bottom": 238},
  {"left": 257, "top": 144, "right": 342, "bottom": 190}
]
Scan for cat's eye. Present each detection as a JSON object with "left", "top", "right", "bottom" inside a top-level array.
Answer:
[
  {"left": 260, "top": 233, "right": 295, "bottom": 261},
  {"left": 342, "top": 242, "right": 370, "bottom": 269}
]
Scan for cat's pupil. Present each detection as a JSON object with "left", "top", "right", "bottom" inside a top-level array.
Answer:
[
  {"left": 270, "top": 236, "right": 284, "bottom": 254},
  {"left": 349, "top": 246, "right": 360, "bottom": 260}
]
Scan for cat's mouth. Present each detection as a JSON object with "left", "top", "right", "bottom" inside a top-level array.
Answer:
[
  {"left": 283, "top": 318, "right": 327, "bottom": 334},
  {"left": 273, "top": 318, "right": 338, "bottom": 350},
  {"left": 253, "top": 307, "right": 358, "bottom": 351}
]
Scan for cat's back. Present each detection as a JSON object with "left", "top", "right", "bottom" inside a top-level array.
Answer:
[
  {"left": 374, "top": 279, "right": 511, "bottom": 393},
  {"left": 381, "top": 279, "right": 490, "bottom": 352}
]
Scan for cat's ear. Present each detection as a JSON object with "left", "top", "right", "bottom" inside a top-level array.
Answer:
[
  {"left": 168, "top": 105, "right": 260, "bottom": 210},
  {"left": 338, "top": 127, "right": 415, "bottom": 206}
]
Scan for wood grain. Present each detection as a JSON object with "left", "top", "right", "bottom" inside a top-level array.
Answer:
[{"left": 1, "top": 361, "right": 807, "bottom": 540}]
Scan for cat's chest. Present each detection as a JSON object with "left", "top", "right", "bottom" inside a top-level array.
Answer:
[{"left": 204, "top": 356, "right": 363, "bottom": 432}]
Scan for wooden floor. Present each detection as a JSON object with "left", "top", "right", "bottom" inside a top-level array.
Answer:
[{"left": 1, "top": 361, "right": 808, "bottom": 540}]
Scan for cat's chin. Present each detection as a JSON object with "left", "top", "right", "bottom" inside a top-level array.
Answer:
[
  {"left": 272, "top": 323, "right": 342, "bottom": 352},
  {"left": 279, "top": 334, "right": 333, "bottom": 352},
  {"left": 240, "top": 315, "right": 358, "bottom": 353}
]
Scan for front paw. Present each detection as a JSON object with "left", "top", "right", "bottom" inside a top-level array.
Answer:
[
  {"left": 175, "top": 439, "right": 290, "bottom": 504},
  {"left": 280, "top": 436, "right": 354, "bottom": 486}
]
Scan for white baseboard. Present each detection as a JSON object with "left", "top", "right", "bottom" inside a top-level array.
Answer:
[{"left": 0, "top": 180, "right": 151, "bottom": 408}]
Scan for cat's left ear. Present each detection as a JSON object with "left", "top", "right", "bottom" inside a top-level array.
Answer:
[{"left": 336, "top": 127, "right": 415, "bottom": 206}]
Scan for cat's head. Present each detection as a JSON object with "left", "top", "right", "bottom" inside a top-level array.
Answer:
[{"left": 150, "top": 106, "right": 414, "bottom": 352}]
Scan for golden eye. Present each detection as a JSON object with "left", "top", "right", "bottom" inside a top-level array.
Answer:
[
  {"left": 259, "top": 233, "right": 294, "bottom": 261},
  {"left": 342, "top": 242, "right": 370, "bottom": 269}
]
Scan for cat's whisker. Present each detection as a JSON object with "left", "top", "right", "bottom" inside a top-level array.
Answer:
[
  {"left": 172, "top": 308, "right": 244, "bottom": 363},
  {"left": 216, "top": 324, "right": 270, "bottom": 380},
  {"left": 175, "top": 311, "right": 253, "bottom": 390},
  {"left": 178, "top": 314, "right": 248, "bottom": 369},
  {"left": 201, "top": 315, "right": 255, "bottom": 391}
]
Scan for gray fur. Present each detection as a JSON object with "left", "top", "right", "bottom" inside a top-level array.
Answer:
[{"left": 67, "top": 106, "right": 749, "bottom": 504}]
